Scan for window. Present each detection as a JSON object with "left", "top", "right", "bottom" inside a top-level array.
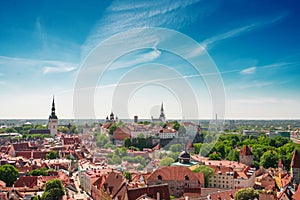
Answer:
[
  {"left": 185, "top": 175, "right": 189, "bottom": 181},
  {"left": 158, "top": 175, "right": 162, "bottom": 181}
]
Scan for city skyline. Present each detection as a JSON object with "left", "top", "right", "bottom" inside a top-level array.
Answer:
[{"left": 0, "top": 1, "right": 300, "bottom": 119}]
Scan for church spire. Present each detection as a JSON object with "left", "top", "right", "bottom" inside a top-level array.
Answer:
[
  {"left": 49, "top": 96, "right": 57, "bottom": 119},
  {"left": 161, "top": 102, "right": 164, "bottom": 113}
]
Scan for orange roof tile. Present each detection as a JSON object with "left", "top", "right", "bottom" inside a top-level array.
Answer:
[
  {"left": 291, "top": 150, "right": 300, "bottom": 168},
  {"left": 240, "top": 145, "right": 253, "bottom": 156}
]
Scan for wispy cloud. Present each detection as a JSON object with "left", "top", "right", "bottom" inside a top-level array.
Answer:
[
  {"left": 82, "top": 0, "right": 206, "bottom": 57},
  {"left": 200, "top": 12, "right": 288, "bottom": 51},
  {"left": 233, "top": 97, "right": 295, "bottom": 104},
  {"left": 0, "top": 56, "right": 77, "bottom": 75},
  {"left": 43, "top": 66, "right": 77, "bottom": 74},
  {"left": 240, "top": 66, "right": 256, "bottom": 75}
]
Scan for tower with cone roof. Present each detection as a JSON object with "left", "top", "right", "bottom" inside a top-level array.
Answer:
[
  {"left": 239, "top": 145, "right": 253, "bottom": 166},
  {"left": 159, "top": 102, "right": 166, "bottom": 123},
  {"left": 48, "top": 97, "right": 58, "bottom": 137}
]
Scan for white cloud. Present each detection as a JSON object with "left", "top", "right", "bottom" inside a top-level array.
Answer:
[
  {"left": 240, "top": 66, "right": 256, "bottom": 75},
  {"left": 0, "top": 56, "right": 77, "bottom": 75},
  {"left": 233, "top": 97, "right": 295, "bottom": 104},
  {"left": 200, "top": 12, "right": 288, "bottom": 51},
  {"left": 43, "top": 66, "right": 77, "bottom": 74},
  {"left": 82, "top": 0, "right": 205, "bottom": 57}
]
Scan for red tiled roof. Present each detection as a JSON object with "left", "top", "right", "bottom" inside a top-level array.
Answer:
[
  {"left": 152, "top": 143, "right": 160, "bottom": 150},
  {"left": 32, "top": 151, "right": 48, "bottom": 159},
  {"left": 16, "top": 151, "right": 32, "bottom": 159},
  {"left": 14, "top": 176, "right": 38, "bottom": 188},
  {"left": 147, "top": 166, "right": 202, "bottom": 182},
  {"left": 113, "top": 128, "right": 130, "bottom": 141},
  {"left": 240, "top": 145, "right": 253, "bottom": 156},
  {"left": 293, "top": 184, "right": 300, "bottom": 200},
  {"left": 291, "top": 150, "right": 300, "bottom": 168},
  {"left": 103, "top": 171, "right": 125, "bottom": 198},
  {"left": 127, "top": 184, "right": 170, "bottom": 200},
  {"left": 183, "top": 187, "right": 201, "bottom": 197},
  {"left": 102, "top": 123, "right": 112, "bottom": 129},
  {"left": 208, "top": 189, "right": 237, "bottom": 200},
  {"left": 13, "top": 142, "right": 31, "bottom": 151}
]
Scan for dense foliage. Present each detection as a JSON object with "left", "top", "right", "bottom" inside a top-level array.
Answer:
[
  {"left": 0, "top": 164, "right": 19, "bottom": 186},
  {"left": 46, "top": 150, "right": 58, "bottom": 159},
  {"left": 196, "top": 133, "right": 300, "bottom": 169},
  {"left": 235, "top": 188, "right": 259, "bottom": 200},
  {"left": 42, "top": 179, "right": 65, "bottom": 200},
  {"left": 192, "top": 165, "right": 214, "bottom": 187}
]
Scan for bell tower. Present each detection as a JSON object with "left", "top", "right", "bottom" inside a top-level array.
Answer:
[
  {"left": 48, "top": 96, "right": 58, "bottom": 137},
  {"left": 159, "top": 102, "right": 166, "bottom": 123}
]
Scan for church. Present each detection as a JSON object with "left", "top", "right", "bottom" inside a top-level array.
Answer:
[
  {"left": 48, "top": 97, "right": 58, "bottom": 137},
  {"left": 28, "top": 97, "right": 58, "bottom": 137},
  {"left": 151, "top": 102, "right": 166, "bottom": 123}
]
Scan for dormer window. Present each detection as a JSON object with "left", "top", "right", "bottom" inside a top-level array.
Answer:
[
  {"left": 158, "top": 175, "right": 162, "bottom": 181},
  {"left": 185, "top": 175, "right": 189, "bottom": 181}
]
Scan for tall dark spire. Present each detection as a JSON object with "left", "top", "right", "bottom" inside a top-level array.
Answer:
[
  {"left": 49, "top": 96, "right": 57, "bottom": 119},
  {"left": 160, "top": 102, "right": 165, "bottom": 118}
]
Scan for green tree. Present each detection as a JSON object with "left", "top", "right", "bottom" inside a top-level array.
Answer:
[
  {"left": 0, "top": 164, "right": 19, "bottom": 186},
  {"left": 209, "top": 153, "right": 222, "bottom": 160},
  {"left": 124, "top": 137, "right": 131, "bottom": 148},
  {"left": 112, "top": 154, "right": 122, "bottom": 164},
  {"left": 160, "top": 157, "right": 175, "bottom": 166},
  {"left": 136, "top": 134, "right": 147, "bottom": 150},
  {"left": 124, "top": 171, "right": 132, "bottom": 182},
  {"left": 169, "top": 144, "right": 183, "bottom": 152},
  {"left": 260, "top": 150, "right": 279, "bottom": 168},
  {"left": 109, "top": 123, "right": 118, "bottom": 135},
  {"left": 214, "top": 142, "right": 226, "bottom": 158},
  {"left": 96, "top": 134, "right": 110, "bottom": 148},
  {"left": 226, "top": 149, "right": 239, "bottom": 161},
  {"left": 46, "top": 150, "right": 58, "bottom": 159},
  {"left": 42, "top": 179, "right": 65, "bottom": 200},
  {"left": 28, "top": 167, "right": 49, "bottom": 176},
  {"left": 194, "top": 143, "right": 202, "bottom": 154},
  {"left": 172, "top": 121, "right": 180, "bottom": 131},
  {"left": 235, "top": 188, "right": 259, "bottom": 200},
  {"left": 168, "top": 152, "right": 180, "bottom": 161},
  {"left": 192, "top": 165, "right": 214, "bottom": 187}
]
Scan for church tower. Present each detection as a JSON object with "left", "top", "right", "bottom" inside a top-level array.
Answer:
[
  {"left": 48, "top": 96, "right": 58, "bottom": 137},
  {"left": 159, "top": 102, "right": 166, "bottom": 123}
]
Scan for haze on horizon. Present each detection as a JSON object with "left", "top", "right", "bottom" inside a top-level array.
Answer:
[{"left": 0, "top": 1, "right": 300, "bottom": 120}]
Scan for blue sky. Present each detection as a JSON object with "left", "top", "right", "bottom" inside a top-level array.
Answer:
[{"left": 0, "top": 0, "right": 300, "bottom": 119}]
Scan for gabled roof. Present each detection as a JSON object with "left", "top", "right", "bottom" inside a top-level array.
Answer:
[
  {"left": 147, "top": 166, "right": 201, "bottom": 182},
  {"left": 103, "top": 171, "right": 125, "bottom": 198},
  {"left": 291, "top": 150, "right": 300, "bottom": 168},
  {"left": 240, "top": 145, "right": 253, "bottom": 156},
  {"left": 13, "top": 142, "right": 31, "bottom": 151},
  {"left": 32, "top": 151, "right": 48, "bottom": 159},
  {"left": 113, "top": 127, "right": 130, "bottom": 141},
  {"left": 208, "top": 189, "right": 237, "bottom": 200},
  {"left": 127, "top": 184, "right": 170, "bottom": 200},
  {"left": 14, "top": 176, "right": 38, "bottom": 188}
]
